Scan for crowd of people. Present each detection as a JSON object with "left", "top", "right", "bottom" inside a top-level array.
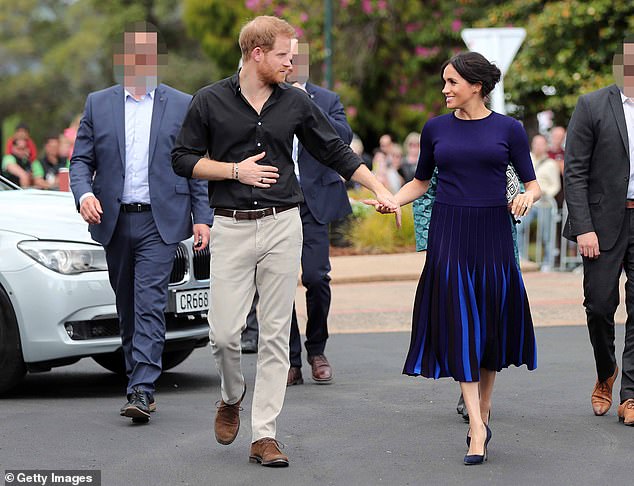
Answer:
[{"left": 1, "top": 118, "right": 80, "bottom": 189}]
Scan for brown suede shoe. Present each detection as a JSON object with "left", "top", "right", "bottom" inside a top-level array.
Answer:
[
  {"left": 214, "top": 384, "right": 246, "bottom": 445},
  {"left": 287, "top": 366, "right": 303, "bottom": 386},
  {"left": 591, "top": 366, "right": 618, "bottom": 416},
  {"left": 249, "top": 438, "right": 289, "bottom": 467},
  {"left": 617, "top": 399, "right": 634, "bottom": 426},
  {"left": 307, "top": 354, "right": 333, "bottom": 383}
]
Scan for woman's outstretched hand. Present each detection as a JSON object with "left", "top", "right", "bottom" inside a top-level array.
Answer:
[{"left": 363, "top": 197, "right": 402, "bottom": 229}]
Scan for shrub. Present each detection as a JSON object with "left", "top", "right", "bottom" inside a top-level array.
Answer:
[{"left": 346, "top": 189, "right": 415, "bottom": 254}]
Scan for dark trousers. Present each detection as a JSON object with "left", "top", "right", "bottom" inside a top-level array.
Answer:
[
  {"left": 104, "top": 211, "right": 177, "bottom": 395},
  {"left": 241, "top": 204, "right": 333, "bottom": 368},
  {"left": 289, "top": 204, "right": 332, "bottom": 368},
  {"left": 583, "top": 209, "right": 634, "bottom": 403}
]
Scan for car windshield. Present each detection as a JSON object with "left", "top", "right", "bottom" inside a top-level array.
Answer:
[{"left": 0, "top": 176, "right": 20, "bottom": 191}]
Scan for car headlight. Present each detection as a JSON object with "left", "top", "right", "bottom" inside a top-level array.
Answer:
[{"left": 17, "top": 240, "right": 108, "bottom": 275}]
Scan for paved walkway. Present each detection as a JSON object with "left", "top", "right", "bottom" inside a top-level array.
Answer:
[{"left": 324, "top": 252, "right": 626, "bottom": 330}]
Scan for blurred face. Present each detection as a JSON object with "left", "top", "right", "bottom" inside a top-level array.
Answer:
[
  {"left": 550, "top": 127, "right": 566, "bottom": 149},
  {"left": 613, "top": 41, "right": 634, "bottom": 98},
  {"left": 12, "top": 140, "right": 28, "bottom": 159},
  {"left": 287, "top": 38, "right": 309, "bottom": 84},
  {"left": 58, "top": 136, "right": 71, "bottom": 158},
  {"left": 45, "top": 138, "right": 59, "bottom": 158},
  {"left": 406, "top": 138, "right": 419, "bottom": 158},
  {"left": 531, "top": 135, "right": 548, "bottom": 157},
  {"left": 14, "top": 128, "right": 28, "bottom": 140},
  {"left": 379, "top": 134, "right": 392, "bottom": 153},
  {"left": 257, "top": 35, "right": 292, "bottom": 85},
  {"left": 113, "top": 31, "right": 162, "bottom": 94},
  {"left": 442, "top": 63, "right": 482, "bottom": 110}
]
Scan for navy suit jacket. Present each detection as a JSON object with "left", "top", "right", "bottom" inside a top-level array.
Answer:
[
  {"left": 70, "top": 84, "right": 212, "bottom": 246},
  {"left": 298, "top": 82, "right": 353, "bottom": 224}
]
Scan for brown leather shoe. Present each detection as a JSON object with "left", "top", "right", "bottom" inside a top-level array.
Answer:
[
  {"left": 214, "top": 384, "right": 246, "bottom": 445},
  {"left": 287, "top": 366, "right": 303, "bottom": 386},
  {"left": 308, "top": 354, "right": 333, "bottom": 383},
  {"left": 591, "top": 366, "right": 618, "bottom": 416},
  {"left": 617, "top": 398, "right": 634, "bottom": 426},
  {"left": 249, "top": 438, "right": 289, "bottom": 467}
]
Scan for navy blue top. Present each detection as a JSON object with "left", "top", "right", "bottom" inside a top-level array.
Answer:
[{"left": 414, "top": 112, "right": 536, "bottom": 207}]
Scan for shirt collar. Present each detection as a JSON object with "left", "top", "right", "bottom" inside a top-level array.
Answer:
[
  {"left": 124, "top": 88, "right": 155, "bottom": 101},
  {"left": 230, "top": 72, "right": 289, "bottom": 97},
  {"left": 620, "top": 90, "right": 632, "bottom": 104}
]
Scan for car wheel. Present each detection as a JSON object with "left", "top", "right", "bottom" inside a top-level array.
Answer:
[
  {"left": 0, "top": 286, "right": 27, "bottom": 394},
  {"left": 92, "top": 348, "right": 194, "bottom": 375},
  {"left": 92, "top": 349, "right": 126, "bottom": 375}
]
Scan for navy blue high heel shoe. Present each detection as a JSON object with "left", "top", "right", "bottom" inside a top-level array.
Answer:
[
  {"left": 464, "top": 425, "right": 492, "bottom": 465},
  {"left": 466, "top": 411, "right": 491, "bottom": 447}
]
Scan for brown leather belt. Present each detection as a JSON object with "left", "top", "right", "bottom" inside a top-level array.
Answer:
[
  {"left": 214, "top": 205, "right": 297, "bottom": 220},
  {"left": 627, "top": 200, "right": 634, "bottom": 209}
]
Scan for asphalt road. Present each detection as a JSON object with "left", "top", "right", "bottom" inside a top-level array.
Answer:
[{"left": 1, "top": 326, "right": 631, "bottom": 486}]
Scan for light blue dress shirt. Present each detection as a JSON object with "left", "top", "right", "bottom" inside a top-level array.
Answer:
[{"left": 121, "top": 89, "right": 154, "bottom": 204}]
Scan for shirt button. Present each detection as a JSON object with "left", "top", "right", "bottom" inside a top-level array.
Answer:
[
  {"left": 254, "top": 201, "right": 258, "bottom": 205},
  {"left": 257, "top": 142, "right": 261, "bottom": 147},
  {"left": 257, "top": 122, "right": 262, "bottom": 126}
]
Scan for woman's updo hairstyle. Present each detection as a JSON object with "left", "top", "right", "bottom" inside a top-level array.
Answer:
[{"left": 441, "top": 52, "right": 502, "bottom": 99}]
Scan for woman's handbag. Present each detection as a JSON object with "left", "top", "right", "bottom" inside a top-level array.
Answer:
[{"left": 506, "top": 165, "right": 521, "bottom": 204}]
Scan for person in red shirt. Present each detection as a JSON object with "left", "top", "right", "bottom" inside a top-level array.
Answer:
[{"left": 4, "top": 123, "right": 38, "bottom": 163}]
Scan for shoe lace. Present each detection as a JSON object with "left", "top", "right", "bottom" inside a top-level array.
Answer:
[
  {"left": 259, "top": 437, "right": 286, "bottom": 450},
  {"left": 132, "top": 388, "right": 148, "bottom": 407},
  {"left": 215, "top": 400, "right": 243, "bottom": 412},
  {"left": 597, "top": 381, "right": 610, "bottom": 393},
  {"left": 625, "top": 400, "right": 634, "bottom": 410}
]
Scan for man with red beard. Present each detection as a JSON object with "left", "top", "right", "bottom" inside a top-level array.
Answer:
[{"left": 172, "top": 15, "right": 398, "bottom": 467}]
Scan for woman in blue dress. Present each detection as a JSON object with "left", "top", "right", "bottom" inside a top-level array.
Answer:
[{"left": 370, "top": 52, "right": 541, "bottom": 465}]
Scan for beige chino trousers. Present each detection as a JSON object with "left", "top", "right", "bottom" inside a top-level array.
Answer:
[{"left": 208, "top": 207, "right": 302, "bottom": 441}]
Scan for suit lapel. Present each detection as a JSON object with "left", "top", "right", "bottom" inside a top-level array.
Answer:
[
  {"left": 608, "top": 85, "right": 629, "bottom": 156},
  {"left": 149, "top": 85, "right": 167, "bottom": 166},
  {"left": 111, "top": 86, "right": 125, "bottom": 167}
]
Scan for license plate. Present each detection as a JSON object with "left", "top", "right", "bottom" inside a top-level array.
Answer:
[{"left": 174, "top": 288, "right": 209, "bottom": 314}]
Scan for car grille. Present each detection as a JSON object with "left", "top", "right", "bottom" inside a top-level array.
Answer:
[
  {"left": 170, "top": 243, "right": 188, "bottom": 284},
  {"left": 193, "top": 247, "right": 210, "bottom": 280},
  {"left": 64, "top": 314, "right": 208, "bottom": 340}
]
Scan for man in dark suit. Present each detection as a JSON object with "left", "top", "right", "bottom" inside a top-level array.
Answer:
[
  {"left": 564, "top": 35, "right": 634, "bottom": 426},
  {"left": 285, "top": 39, "right": 353, "bottom": 385},
  {"left": 70, "top": 23, "right": 212, "bottom": 423}
]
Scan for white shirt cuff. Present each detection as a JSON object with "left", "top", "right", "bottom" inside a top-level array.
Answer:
[{"left": 79, "top": 192, "right": 95, "bottom": 206}]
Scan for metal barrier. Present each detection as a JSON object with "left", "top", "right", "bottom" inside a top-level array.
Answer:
[
  {"left": 558, "top": 203, "right": 583, "bottom": 271},
  {"left": 517, "top": 196, "right": 582, "bottom": 271}
]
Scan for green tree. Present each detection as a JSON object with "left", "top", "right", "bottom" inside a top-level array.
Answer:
[
  {"left": 0, "top": 0, "right": 215, "bottom": 149},
  {"left": 183, "top": 0, "right": 498, "bottom": 148},
  {"left": 478, "top": 0, "right": 634, "bottom": 124}
]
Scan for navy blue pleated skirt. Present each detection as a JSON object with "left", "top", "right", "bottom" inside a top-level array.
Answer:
[{"left": 403, "top": 202, "right": 537, "bottom": 382}]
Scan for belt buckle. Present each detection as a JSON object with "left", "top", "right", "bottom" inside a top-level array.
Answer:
[{"left": 135, "top": 203, "right": 143, "bottom": 212}]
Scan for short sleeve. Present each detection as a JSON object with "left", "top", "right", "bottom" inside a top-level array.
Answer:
[
  {"left": 414, "top": 121, "right": 436, "bottom": 180},
  {"left": 31, "top": 160, "right": 44, "bottom": 178},
  {"left": 2, "top": 154, "right": 16, "bottom": 171},
  {"left": 508, "top": 120, "right": 536, "bottom": 183}
]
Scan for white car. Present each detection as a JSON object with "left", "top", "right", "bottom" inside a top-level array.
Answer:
[{"left": 0, "top": 176, "right": 210, "bottom": 393}]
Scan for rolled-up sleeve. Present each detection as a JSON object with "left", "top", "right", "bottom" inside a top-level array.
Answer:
[
  {"left": 172, "top": 94, "right": 211, "bottom": 178},
  {"left": 295, "top": 96, "right": 361, "bottom": 180}
]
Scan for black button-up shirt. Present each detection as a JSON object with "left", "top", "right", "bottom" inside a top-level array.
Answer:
[{"left": 171, "top": 73, "right": 361, "bottom": 209}]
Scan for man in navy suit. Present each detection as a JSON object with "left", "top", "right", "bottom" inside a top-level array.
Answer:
[
  {"left": 70, "top": 22, "right": 212, "bottom": 422},
  {"left": 286, "top": 39, "right": 353, "bottom": 385}
]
